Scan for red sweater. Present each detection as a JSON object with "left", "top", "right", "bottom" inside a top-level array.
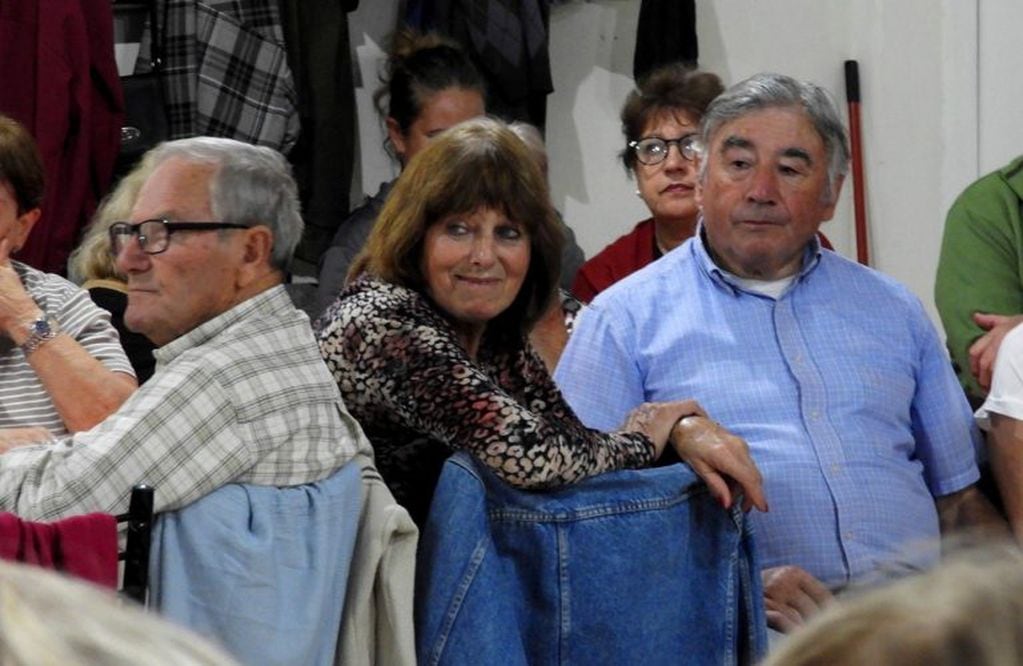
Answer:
[
  {"left": 0, "top": 0, "right": 123, "bottom": 274},
  {"left": 573, "top": 219, "right": 658, "bottom": 303}
]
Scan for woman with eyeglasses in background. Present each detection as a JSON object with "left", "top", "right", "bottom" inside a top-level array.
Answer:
[{"left": 571, "top": 65, "right": 724, "bottom": 302}]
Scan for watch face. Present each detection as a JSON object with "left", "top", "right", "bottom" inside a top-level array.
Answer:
[{"left": 20, "top": 316, "right": 57, "bottom": 354}]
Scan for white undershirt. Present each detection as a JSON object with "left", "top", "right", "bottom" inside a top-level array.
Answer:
[{"left": 728, "top": 274, "right": 797, "bottom": 299}]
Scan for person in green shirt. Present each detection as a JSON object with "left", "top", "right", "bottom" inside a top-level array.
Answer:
[{"left": 936, "top": 156, "right": 1023, "bottom": 404}]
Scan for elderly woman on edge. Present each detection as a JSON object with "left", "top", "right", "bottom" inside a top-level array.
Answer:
[
  {"left": 0, "top": 561, "right": 239, "bottom": 666},
  {"left": 316, "top": 117, "right": 764, "bottom": 525},
  {"left": 0, "top": 114, "right": 135, "bottom": 445}
]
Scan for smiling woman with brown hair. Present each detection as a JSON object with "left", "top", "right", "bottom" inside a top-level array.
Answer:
[{"left": 315, "top": 117, "right": 764, "bottom": 525}]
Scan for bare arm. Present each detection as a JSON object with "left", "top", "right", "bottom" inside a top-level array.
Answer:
[
  {"left": 18, "top": 335, "right": 137, "bottom": 432},
  {"left": 935, "top": 483, "right": 1009, "bottom": 539},
  {"left": 0, "top": 240, "right": 136, "bottom": 432},
  {"left": 0, "top": 427, "right": 52, "bottom": 453},
  {"left": 985, "top": 413, "right": 1023, "bottom": 540}
]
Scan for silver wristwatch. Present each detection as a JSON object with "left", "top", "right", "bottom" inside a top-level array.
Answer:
[{"left": 20, "top": 315, "right": 59, "bottom": 356}]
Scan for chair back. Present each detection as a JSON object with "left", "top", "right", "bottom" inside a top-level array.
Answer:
[
  {"left": 117, "top": 483, "right": 154, "bottom": 604},
  {"left": 0, "top": 483, "right": 155, "bottom": 600},
  {"left": 149, "top": 463, "right": 363, "bottom": 666}
]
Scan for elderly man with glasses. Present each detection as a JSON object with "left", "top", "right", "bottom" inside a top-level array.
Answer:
[
  {"left": 0, "top": 136, "right": 370, "bottom": 519},
  {"left": 0, "top": 114, "right": 136, "bottom": 446}
]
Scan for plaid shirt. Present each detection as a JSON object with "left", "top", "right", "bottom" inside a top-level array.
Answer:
[
  {"left": 0, "top": 286, "right": 368, "bottom": 519},
  {"left": 160, "top": 0, "right": 300, "bottom": 152}
]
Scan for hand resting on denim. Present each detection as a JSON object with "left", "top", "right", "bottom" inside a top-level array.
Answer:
[{"left": 671, "top": 414, "right": 768, "bottom": 513}]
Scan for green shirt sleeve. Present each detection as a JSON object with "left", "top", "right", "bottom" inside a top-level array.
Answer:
[{"left": 935, "top": 158, "right": 1023, "bottom": 400}]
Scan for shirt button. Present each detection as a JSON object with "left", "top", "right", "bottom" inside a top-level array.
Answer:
[
  {"left": 844, "top": 531, "right": 855, "bottom": 541},
  {"left": 830, "top": 464, "right": 841, "bottom": 474}
]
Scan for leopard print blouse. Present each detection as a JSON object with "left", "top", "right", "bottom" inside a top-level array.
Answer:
[{"left": 316, "top": 275, "right": 655, "bottom": 523}]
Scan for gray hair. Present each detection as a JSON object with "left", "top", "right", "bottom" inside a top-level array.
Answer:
[
  {"left": 761, "top": 542, "right": 1023, "bottom": 666},
  {"left": 507, "top": 121, "right": 548, "bottom": 177},
  {"left": 146, "top": 137, "right": 303, "bottom": 271},
  {"left": 0, "top": 560, "right": 239, "bottom": 665},
  {"left": 700, "top": 73, "right": 850, "bottom": 199}
]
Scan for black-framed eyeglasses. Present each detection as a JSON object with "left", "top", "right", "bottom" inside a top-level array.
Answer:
[
  {"left": 108, "top": 219, "right": 249, "bottom": 256},
  {"left": 629, "top": 135, "right": 701, "bottom": 166}
]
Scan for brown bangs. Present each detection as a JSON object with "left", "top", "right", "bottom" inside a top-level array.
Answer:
[
  {"left": 421, "top": 137, "right": 549, "bottom": 236},
  {"left": 359, "top": 117, "right": 562, "bottom": 339}
]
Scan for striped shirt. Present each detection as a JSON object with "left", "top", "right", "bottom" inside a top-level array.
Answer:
[
  {"left": 0, "top": 285, "right": 369, "bottom": 518},
  {"left": 0, "top": 262, "right": 133, "bottom": 436}
]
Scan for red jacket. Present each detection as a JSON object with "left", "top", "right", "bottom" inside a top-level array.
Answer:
[
  {"left": 0, "top": 0, "right": 123, "bottom": 274},
  {"left": 573, "top": 219, "right": 658, "bottom": 303}
]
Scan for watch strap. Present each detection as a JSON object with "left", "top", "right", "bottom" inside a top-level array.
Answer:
[{"left": 20, "top": 316, "right": 59, "bottom": 356}]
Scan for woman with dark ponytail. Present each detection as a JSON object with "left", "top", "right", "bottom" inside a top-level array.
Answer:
[{"left": 314, "top": 30, "right": 486, "bottom": 315}]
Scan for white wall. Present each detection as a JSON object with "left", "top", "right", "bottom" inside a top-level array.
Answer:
[
  {"left": 979, "top": 2, "right": 1023, "bottom": 171},
  {"left": 350, "top": 0, "right": 1023, "bottom": 327},
  {"left": 347, "top": 1, "right": 401, "bottom": 200}
]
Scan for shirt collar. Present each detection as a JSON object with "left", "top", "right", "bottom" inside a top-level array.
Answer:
[
  {"left": 691, "top": 219, "right": 823, "bottom": 297},
  {"left": 154, "top": 284, "right": 291, "bottom": 364}
]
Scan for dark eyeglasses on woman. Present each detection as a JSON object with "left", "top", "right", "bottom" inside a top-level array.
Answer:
[{"left": 629, "top": 135, "right": 701, "bottom": 166}]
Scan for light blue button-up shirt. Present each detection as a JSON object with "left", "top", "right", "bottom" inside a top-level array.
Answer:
[{"left": 554, "top": 230, "right": 980, "bottom": 588}]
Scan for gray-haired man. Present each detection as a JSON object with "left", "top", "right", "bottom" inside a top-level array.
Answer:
[
  {"left": 0, "top": 137, "right": 369, "bottom": 518},
  {"left": 555, "top": 73, "right": 1004, "bottom": 632}
]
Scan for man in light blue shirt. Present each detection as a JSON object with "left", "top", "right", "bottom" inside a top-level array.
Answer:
[{"left": 555, "top": 73, "right": 1004, "bottom": 634}]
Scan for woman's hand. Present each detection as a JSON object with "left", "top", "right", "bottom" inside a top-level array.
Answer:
[
  {"left": 671, "top": 415, "right": 767, "bottom": 512},
  {"left": 621, "top": 400, "right": 707, "bottom": 460}
]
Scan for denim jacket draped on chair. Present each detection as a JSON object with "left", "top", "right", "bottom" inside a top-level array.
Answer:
[
  {"left": 416, "top": 452, "right": 767, "bottom": 666},
  {"left": 149, "top": 461, "right": 363, "bottom": 666}
]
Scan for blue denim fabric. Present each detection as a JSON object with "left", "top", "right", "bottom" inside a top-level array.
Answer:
[
  {"left": 416, "top": 452, "right": 766, "bottom": 665},
  {"left": 149, "top": 461, "right": 363, "bottom": 666}
]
